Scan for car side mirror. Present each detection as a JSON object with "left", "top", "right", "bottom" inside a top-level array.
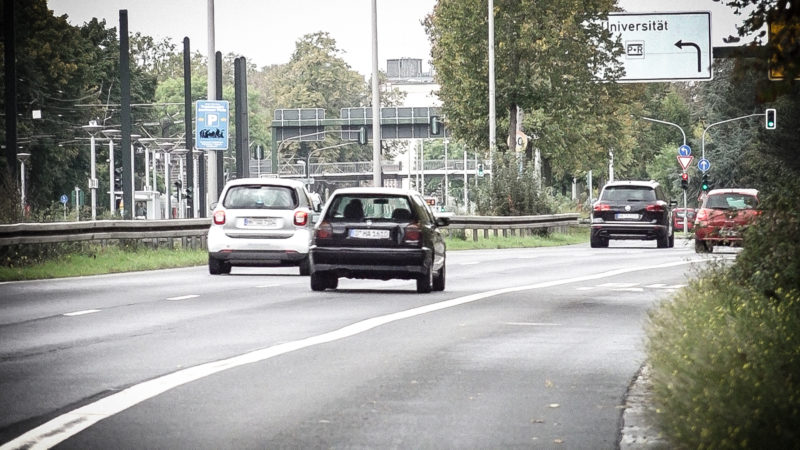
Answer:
[{"left": 435, "top": 216, "right": 450, "bottom": 227}]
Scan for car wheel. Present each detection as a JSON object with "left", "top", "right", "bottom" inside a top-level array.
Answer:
[
  {"left": 209, "top": 255, "right": 223, "bottom": 275},
  {"left": 657, "top": 230, "right": 670, "bottom": 248},
  {"left": 590, "top": 232, "right": 609, "bottom": 248},
  {"left": 221, "top": 261, "right": 232, "bottom": 274},
  {"left": 416, "top": 261, "right": 433, "bottom": 294},
  {"left": 299, "top": 256, "right": 311, "bottom": 276},
  {"left": 668, "top": 231, "right": 675, "bottom": 248},
  {"left": 327, "top": 276, "right": 338, "bottom": 290},
  {"left": 310, "top": 271, "right": 328, "bottom": 291},
  {"left": 432, "top": 261, "right": 446, "bottom": 292},
  {"left": 694, "top": 239, "right": 710, "bottom": 253}
]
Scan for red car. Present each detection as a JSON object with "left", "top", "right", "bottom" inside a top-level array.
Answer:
[
  {"left": 694, "top": 188, "right": 759, "bottom": 253},
  {"left": 672, "top": 208, "right": 696, "bottom": 232}
]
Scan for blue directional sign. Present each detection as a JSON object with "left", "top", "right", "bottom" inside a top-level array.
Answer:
[
  {"left": 678, "top": 144, "right": 691, "bottom": 156},
  {"left": 196, "top": 100, "right": 230, "bottom": 150},
  {"left": 59, "top": 194, "right": 69, "bottom": 205},
  {"left": 698, "top": 158, "right": 711, "bottom": 173}
]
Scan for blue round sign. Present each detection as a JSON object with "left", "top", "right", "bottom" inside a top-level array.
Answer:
[
  {"left": 678, "top": 145, "right": 691, "bottom": 157},
  {"left": 698, "top": 158, "right": 711, "bottom": 173},
  {"left": 59, "top": 194, "right": 69, "bottom": 205}
]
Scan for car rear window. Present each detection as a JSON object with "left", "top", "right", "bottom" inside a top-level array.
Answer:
[
  {"left": 705, "top": 193, "right": 758, "bottom": 210},
  {"left": 222, "top": 185, "right": 298, "bottom": 209},
  {"left": 327, "top": 195, "right": 415, "bottom": 221},
  {"left": 600, "top": 186, "right": 656, "bottom": 202}
]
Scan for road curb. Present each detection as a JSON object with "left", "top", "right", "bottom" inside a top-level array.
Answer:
[{"left": 619, "top": 363, "right": 671, "bottom": 449}]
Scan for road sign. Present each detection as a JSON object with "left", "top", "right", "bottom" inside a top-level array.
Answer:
[
  {"left": 602, "top": 12, "right": 712, "bottom": 82},
  {"left": 678, "top": 144, "right": 691, "bottom": 156},
  {"left": 698, "top": 158, "right": 711, "bottom": 173},
  {"left": 196, "top": 100, "right": 230, "bottom": 150},
  {"left": 59, "top": 194, "right": 69, "bottom": 205},
  {"left": 677, "top": 155, "right": 693, "bottom": 171}
]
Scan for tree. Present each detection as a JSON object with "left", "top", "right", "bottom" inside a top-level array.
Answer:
[{"left": 425, "top": 0, "right": 635, "bottom": 202}]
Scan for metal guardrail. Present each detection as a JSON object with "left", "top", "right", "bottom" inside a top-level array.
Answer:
[
  {"left": 0, "top": 219, "right": 211, "bottom": 246},
  {"left": 0, "top": 214, "right": 579, "bottom": 247}
]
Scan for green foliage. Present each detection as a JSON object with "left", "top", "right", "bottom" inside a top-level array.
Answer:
[
  {"left": 424, "top": 0, "right": 632, "bottom": 180},
  {"left": 475, "top": 152, "right": 554, "bottom": 216},
  {"left": 647, "top": 271, "right": 800, "bottom": 448}
]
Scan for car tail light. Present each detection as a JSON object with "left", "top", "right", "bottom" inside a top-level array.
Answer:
[
  {"left": 294, "top": 210, "right": 309, "bottom": 226},
  {"left": 315, "top": 221, "right": 333, "bottom": 239},
  {"left": 213, "top": 210, "right": 226, "bottom": 225},
  {"left": 593, "top": 203, "right": 611, "bottom": 212},
  {"left": 645, "top": 203, "right": 665, "bottom": 212},
  {"left": 403, "top": 222, "right": 422, "bottom": 246}
]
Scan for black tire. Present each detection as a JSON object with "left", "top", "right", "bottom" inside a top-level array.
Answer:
[
  {"left": 416, "top": 262, "right": 433, "bottom": 294},
  {"left": 590, "top": 232, "right": 609, "bottom": 248},
  {"left": 310, "top": 271, "right": 328, "bottom": 291},
  {"left": 209, "top": 255, "right": 223, "bottom": 275},
  {"left": 657, "top": 230, "right": 670, "bottom": 248},
  {"left": 668, "top": 231, "right": 675, "bottom": 248},
  {"left": 299, "top": 256, "right": 311, "bottom": 276},
  {"left": 220, "top": 261, "right": 232, "bottom": 274},
  {"left": 432, "top": 261, "right": 446, "bottom": 292},
  {"left": 695, "top": 239, "right": 711, "bottom": 253},
  {"left": 327, "top": 276, "right": 338, "bottom": 290}
]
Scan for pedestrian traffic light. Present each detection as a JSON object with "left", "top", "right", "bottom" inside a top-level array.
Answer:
[
  {"left": 358, "top": 126, "right": 367, "bottom": 145},
  {"left": 765, "top": 108, "right": 776, "bottom": 130},
  {"left": 113, "top": 167, "right": 123, "bottom": 191},
  {"left": 701, "top": 173, "right": 710, "bottom": 191},
  {"left": 429, "top": 115, "right": 441, "bottom": 135},
  {"left": 477, "top": 163, "right": 484, "bottom": 177},
  {"left": 681, "top": 172, "right": 688, "bottom": 190},
  {"left": 185, "top": 186, "right": 193, "bottom": 203}
]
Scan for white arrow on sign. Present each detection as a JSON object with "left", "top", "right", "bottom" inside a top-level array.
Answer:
[{"left": 677, "top": 155, "right": 693, "bottom": 171}]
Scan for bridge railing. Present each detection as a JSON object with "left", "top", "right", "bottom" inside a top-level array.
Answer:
[{"left": 0, "top": 213, "right": 579, "bottom": 249}]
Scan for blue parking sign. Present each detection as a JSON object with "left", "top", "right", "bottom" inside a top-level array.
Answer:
[{"left": 196, "top": 100, "right": 229, "bottom": 150}]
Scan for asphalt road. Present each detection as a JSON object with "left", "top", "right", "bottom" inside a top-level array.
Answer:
[{"left": 0, "top": 239, "right": 726, "bottom": 449}]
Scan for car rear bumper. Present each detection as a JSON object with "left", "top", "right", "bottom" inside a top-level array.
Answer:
[
  {"left": 310, "top": 246, "right": 431, "bottom": 280},
  {"left": 591, "top": 222, "right": 668, "bottom": 240},
  {"left": 694, "top": 227, "right": 745, "bottom": 245},
  {"left": 207, "top": 226, "right": 311, "bottom": 253},
  {"left": 209, "top": 249, "right": 307, "bottom": 266}
]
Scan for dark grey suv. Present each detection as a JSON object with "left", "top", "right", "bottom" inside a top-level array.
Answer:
[{"left": 590, "top": 180, "right": 675, "bottom": 248}]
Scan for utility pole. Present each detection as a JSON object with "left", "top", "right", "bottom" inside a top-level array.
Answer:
[
  {"left": 371, "top": 0, "right": 382, "bottom": 187},
  {"left": 206, "top": 0, "right": 218, "bottom": 207}
]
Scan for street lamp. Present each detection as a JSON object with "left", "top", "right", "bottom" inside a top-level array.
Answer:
[
  {"left": 82, "top": 120, "right": 104, "bottom": 220},
  {"left": 17, "top": 152, "right": 31, "bottom": 215}
]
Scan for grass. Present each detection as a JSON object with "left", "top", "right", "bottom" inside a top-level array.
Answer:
[
  {"left": 444, "top": 227, "right": 588, "bottom": 250},
  {"left": 0, "top": 228, "right": 588, "bottom": 281},
  {"left": 0, "top": 246, "right": 207, "bottom": 282}
]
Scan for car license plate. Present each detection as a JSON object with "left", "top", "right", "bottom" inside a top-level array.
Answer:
[
  {"left": 244, "top": 217, "right": 276, "bottom": 227},
  {"left": 720, "top": 228, "right": 739, "bottom": 237},
  {"left": 349, "top": 229, "right": 390, "bottom": 239},
  {"left": 615, "top": 213, "right": 640, "bottom": 220}
]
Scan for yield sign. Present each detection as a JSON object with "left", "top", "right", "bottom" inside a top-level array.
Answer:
[{"left": 677, "top": 155, "right": 694, "bottom": 171}]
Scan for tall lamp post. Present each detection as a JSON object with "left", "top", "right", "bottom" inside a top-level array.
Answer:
[
  {"left": 82, "top": 120, "right": 104, "bottom": 220},
  {"left": 17, "top": 152, "right": 30, "bottom": 214}
]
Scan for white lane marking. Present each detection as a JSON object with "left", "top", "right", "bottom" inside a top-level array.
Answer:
[
  {"left": 599, "top": 282, "right": 638, "bottom": 288},
  {"left": 459, "top": 261, "right": 480, "bottom": 265},
  {"left": 575, "top": 287, "right": 594, "bottom": 291},
  {"left": 612, "top": 288, "right": 645, "bottom": 292},
  {"left": 166, "top": 295, "right": 199, "bottom": 301},
  {"left": 504, "top": 322, "right": 560, "bottom": 326},
  {"left": 645, "top": 283, "right": 667, "bottom": 289},
  {"left": 2, "top": 259, "right": 693, "bottom": 450},
  {"left": 62, "top": 310, "right": 101, "bottom": 317},
  {"left": 255, "top": 284, "right": 281, "bottom": 288}
]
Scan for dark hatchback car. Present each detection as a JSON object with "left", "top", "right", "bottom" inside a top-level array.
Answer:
[
  {"left": 309, "top": 187, "right": 449, "bottom": 293},
  {"left": 591, "top": 180, "right": 675, "bottom": 248}
]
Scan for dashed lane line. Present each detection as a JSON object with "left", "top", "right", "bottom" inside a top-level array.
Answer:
[
  {"left": 62, "top": 309, "right": 101, "bottom": 317},
  {"left": 166, "top": 295, "right": 199, "bottom": 301}
]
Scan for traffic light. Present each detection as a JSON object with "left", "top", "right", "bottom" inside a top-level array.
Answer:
[
  {"left": 185, "top": 186, "right": 193, "bottom": 204},
  {"left": 765, "top": 108, "right": 776, "bottom": 130},
  {"left": 113, "top": 167, "right": 123, "bottom": 192},
  {"left": 174, "top": 180, "right": 182, "bottom": 191},
  {"left": 477, "top": 163, "right": 484, "bottom": 177},
  {"left": 358, "top": 126, "right": 367, "bottom": 145},
  {"left": 701, "top": 173, "right": 710, "bottom": 192},
  {"left": 681, "top": 172, "right": 688, "bottom": 190},
  {"left": 429, "top": 115, "right": 441, "bottom": 135}
]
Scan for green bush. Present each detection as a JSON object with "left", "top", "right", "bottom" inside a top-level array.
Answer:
[{"left": 647, "top": 269, "right": 800, "bottom": 448}]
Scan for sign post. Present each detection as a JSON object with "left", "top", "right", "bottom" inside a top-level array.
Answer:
[
  {"left": 602, "top": 12, "right": 712, "bottom": 82},
  {"left": 196, "top": 100, "right": 230, "bottom": 150}
]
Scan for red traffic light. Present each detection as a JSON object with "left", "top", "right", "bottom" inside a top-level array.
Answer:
[{"left": 681, "top": 172, "right": 688, "bottom": 181}]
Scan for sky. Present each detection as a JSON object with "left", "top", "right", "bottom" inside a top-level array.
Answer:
[{"left": 47, "top": 0, "right": 751, "bottom": 78}]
